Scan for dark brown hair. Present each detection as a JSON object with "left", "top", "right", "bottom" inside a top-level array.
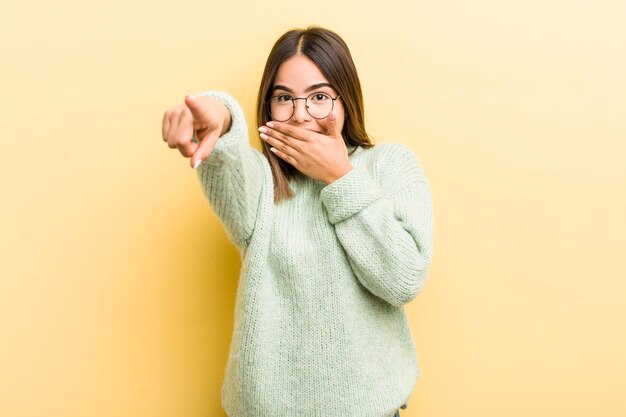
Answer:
[{"left": 256, "top": 26, "right": 374, "bottom": 203}]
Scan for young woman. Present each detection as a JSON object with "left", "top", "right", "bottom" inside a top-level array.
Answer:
[{"left": 161, "top": 26, "right": 434, "bottom": 417}]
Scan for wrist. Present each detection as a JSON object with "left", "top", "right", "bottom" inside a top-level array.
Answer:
[
  {"left": 323, "top": 163, "right": 353, "bottom": 185},
  {"left": 220, "top": 105, "right": 232, "bottom": 136}
]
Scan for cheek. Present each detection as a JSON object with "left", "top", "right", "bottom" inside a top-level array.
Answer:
[
  {"left": 335, "top": 112, "right": 346, "bottom": 132},
  {"left": 319, "top": 106, "right": 346, "bottom": 134},
  {"left": 335, "top": 106, "right": 346, "bottom": 129}
]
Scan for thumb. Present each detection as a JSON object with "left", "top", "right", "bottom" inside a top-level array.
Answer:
[
  {"left": 327, "top": 109, "right": 342, "bottom": 139},
  {"left": 184, "top": 95, "right": 208, "bottom": 121}
]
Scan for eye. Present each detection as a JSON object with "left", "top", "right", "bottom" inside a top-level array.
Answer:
[
  {"left": 272, "top": 94, "right": 293, "bottom": 103},
  {"left": 309, "top": 92, "right": 330, "bottom": 103}
]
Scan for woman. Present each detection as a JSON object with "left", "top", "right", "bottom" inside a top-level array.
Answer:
[{"left": 161, "top": 26, "right": 433, "bottom": 417}]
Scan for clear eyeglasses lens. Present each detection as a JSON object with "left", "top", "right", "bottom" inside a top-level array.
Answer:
[{"left": 268, "top": 92, "right": 337, "bottom": 122}]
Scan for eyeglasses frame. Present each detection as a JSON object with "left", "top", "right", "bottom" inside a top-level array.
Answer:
[{"left": 266, "top": 92, "right": 341, "bottom": 122}]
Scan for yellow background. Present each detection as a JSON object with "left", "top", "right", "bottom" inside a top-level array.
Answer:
[{"left": 1, "top": 0, "right": 625, "bottom": 416}]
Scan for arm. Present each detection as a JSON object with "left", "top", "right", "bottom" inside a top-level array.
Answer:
[
  {"left": 194, "top": 90, "right": 266, "bottom": 249},
  {"left": 320, "top": 144, "right": 434, "bottom": 306}
]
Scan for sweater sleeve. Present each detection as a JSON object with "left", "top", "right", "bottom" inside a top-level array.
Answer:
[
  {"left": 319, "top": 144, "right": 434, "bottom": 306},
  {"left": 194, "top": 90, "right": 266, "bottom": 249}
]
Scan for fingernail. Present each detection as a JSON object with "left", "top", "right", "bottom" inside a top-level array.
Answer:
[
  {"left": 193, "top": 159, "right": 201, "bottom": 169},
  {"left": 258, "top": 126, "right": 267, "bottom": 133},
  {"left": 260, "top": 133, "right": 268, "bottom": 140},
  {"left": 266, "top": 121, "right": 274, "bottom": 128}
]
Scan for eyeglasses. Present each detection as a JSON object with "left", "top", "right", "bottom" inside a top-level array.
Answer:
[{"left": 267, "top": 92, "right": 341, "bottom": 122}]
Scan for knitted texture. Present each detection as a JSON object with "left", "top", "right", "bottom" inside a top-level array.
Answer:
[{"left": 195, "top": 91, "right": 434, "bottom": 417}]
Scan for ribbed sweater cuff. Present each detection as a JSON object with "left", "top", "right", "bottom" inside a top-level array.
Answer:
[
  {"left": 194, "top": 90, "right": 246, "bottom": 165},
  {"left": 320, "top": 167, "right": 382, "bottom": 224}
]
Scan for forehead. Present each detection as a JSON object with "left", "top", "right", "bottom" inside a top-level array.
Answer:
[{"left": 274, "top": 54, "right": 330, "bottom": 89}]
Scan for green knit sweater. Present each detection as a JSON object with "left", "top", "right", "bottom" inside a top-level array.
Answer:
[{"left": 195, "top": 91, "right": 434, "bottom": 417}]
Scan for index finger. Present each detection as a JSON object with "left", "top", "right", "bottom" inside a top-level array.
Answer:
[
  {"left": 265, "top": 121, "right": 316, "bottom": 141},
  {"left": 190, "top": 130, "right": 220, "bottom": 169}
]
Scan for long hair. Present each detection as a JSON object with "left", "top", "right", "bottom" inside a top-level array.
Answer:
[{"left": 256, "top": 26, "right": 374, "bottom": 203}]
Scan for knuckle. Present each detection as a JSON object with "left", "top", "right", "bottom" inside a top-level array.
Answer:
[
  {"left": 170, "top": 106, "right": 182, "bottom": 117},
  {"left": 166, "top": 104, "right": 181, "bottom": 116},
  {"left": 178, "top": 146, "right": 193, "bottom": 158},
  {"left": 170, "top": 133, "right": 184, "bottom": 147}
]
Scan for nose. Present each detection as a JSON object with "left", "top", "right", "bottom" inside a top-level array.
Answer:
[{"left": 291, "top": 98, "right": 310, "bottom": 123}]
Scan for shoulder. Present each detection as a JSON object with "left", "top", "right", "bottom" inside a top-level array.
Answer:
[{"left": 362, "top": 142, "right": 429, "bottom": 185}]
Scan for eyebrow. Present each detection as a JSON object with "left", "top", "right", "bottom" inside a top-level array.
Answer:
[{"left": 272, "top": 83, "right": 334, "bottom": 94}]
